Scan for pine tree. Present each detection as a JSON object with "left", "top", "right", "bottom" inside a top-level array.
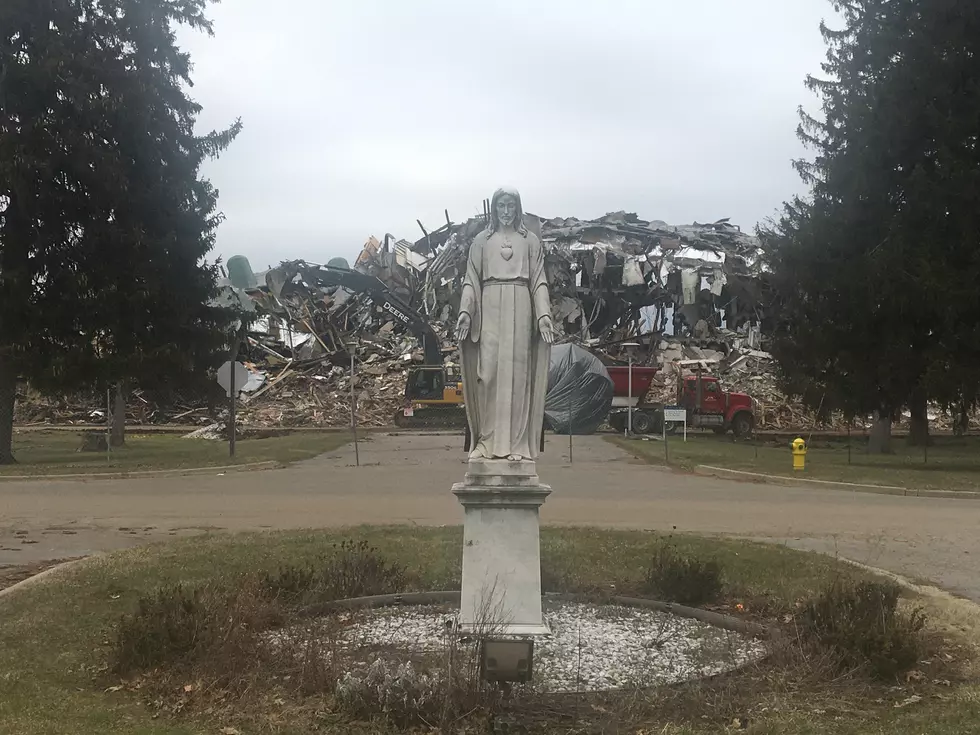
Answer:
[
  {"left": 0, "top": 0, "right": 239, "bottom": 462},
  {"left": 762, "top": 0, "right": 980, "bottom": 451}
]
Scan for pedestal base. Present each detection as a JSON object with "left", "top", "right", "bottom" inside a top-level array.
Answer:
[{"left": 453, "top": 459, "right": 551, "bottom": 637}]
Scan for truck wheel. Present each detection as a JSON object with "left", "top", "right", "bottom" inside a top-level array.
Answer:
[
  {"left": 632, "top": 411, "right": 654, "bottom": 434},
  {"left": 732, "top": 413, "right": 753, "bottom": 438}
]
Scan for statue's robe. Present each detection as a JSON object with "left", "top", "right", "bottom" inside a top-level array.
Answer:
[{"left": 459, "top": 229, "right": 551, "bottom": 459}]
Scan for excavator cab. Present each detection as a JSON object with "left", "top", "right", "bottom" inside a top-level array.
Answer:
[
  {"left": 404, "top": 366, "right": 463, "bottom": 404},
  {"left": 396, "top": 365, "right": 467, "bottom": 429},
  {"left": 407, "top": 366, "right": 446, "bottom": 401}
]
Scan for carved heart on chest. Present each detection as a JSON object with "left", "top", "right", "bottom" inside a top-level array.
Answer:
[{"left": 500, "top": 245, "right": 514, "bottom": 261}]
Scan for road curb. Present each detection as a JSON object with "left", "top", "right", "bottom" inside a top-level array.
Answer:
[
  {"left": 695, "top": 465, "right": 980, "bottom": 499},
  {"left": 0, "top": 557, "right": 94, "bottom": 601},
  {"left": 0, "top": 460, "right": 283, "bottom": 482}
]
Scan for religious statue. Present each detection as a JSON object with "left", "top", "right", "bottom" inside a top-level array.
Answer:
[{"left": 456, "top": 187, "right": 554, "bottom": 461}]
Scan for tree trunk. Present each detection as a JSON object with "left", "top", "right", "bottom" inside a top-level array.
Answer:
[
  {"left": 868, "top": 410, "right": 893, "bottom": 454},
  {"left": 0, "top": 355, "right": 17, "bottom": 464},
  {"left": 953, "top": 400, "right": 970, "bottom": 436},
  {"left": 110, "top": 381, "right": 126, "bottom": 447},
  {"left": 907, "top": 387, "right": 931, "bottom": 447}
]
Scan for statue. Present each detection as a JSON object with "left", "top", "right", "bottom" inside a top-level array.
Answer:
[{"left": 456, "top": 187, "right": 554, "bottom": 461}]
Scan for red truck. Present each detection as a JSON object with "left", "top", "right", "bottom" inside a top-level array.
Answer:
[{"left": 606, "top": 364, "right": 755, "bottom": 437}]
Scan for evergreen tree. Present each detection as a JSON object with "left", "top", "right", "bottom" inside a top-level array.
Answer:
[
  {"left": 761, "top": 0, "right": 980, "bottom": 451},
  {"left": 0, "top": 0, "right": 239, "bottom": 462}
]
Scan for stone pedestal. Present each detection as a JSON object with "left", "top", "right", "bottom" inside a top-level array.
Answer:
[{"left": 452, "top": 458, "right": 551, "bottom": 636}]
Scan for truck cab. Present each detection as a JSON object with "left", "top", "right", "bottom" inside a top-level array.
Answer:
[{"left": 676, "top": 374, "right": 754, "bottom": 437}]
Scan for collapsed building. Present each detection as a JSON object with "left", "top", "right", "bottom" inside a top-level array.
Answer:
[
  {"left": 15, "top": 204, "right": 976, "bottom": 434},
  {"left": 16, "top": 205, "right": 839, "bottom": 432},
  {"left": 205, "top": 206, "right": 796, "bottom": 431}
]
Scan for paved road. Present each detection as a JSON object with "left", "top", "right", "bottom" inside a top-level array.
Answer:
[{"left": 1, "top": 433, "right": 978, "bottom": 599}]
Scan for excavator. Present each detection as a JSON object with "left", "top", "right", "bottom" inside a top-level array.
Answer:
[{"left": 266, "top": 260, "right": 467, "bottom": 429}]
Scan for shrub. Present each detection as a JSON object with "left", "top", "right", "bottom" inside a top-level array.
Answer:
[
  {"left": 334, "top": 656, "right": 496, "bottom": 728},
  {"left": 642, "top": 543, "right": 723, "bottom": 606},
  {"left": 321, "top": 539, "right": 408, "bottom": 600},
  {"left": 802, "top": 579, "right": 926, "bottom": 680},
  {"left": 260, "top": 540, "right": 408, "bottom": 606},
  {"left": 259, "top": 563, "right": 321, "bottom": 602},
  {"left": 540, "top": 563, "right": 572, "bottom": 593},
  {"left": 112, "top": 581, "right": 282, "bottom": 676},
  {"left": 335, "top": 659, "right": 443, "bottom": 723},
  {"left": 113, "top": 584, "right": 220, "bottom": 672}
]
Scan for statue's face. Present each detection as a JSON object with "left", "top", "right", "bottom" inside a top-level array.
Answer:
[{"left": 496, "top": 195, "right": 518, "bottom": 228}]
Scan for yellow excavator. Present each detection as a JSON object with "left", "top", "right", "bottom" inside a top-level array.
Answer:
[
  {"left": 396, "top": 362, "right": 466, "bottom": 429},
  {"left": 279, "top": 261, "right": 467, "bottom": 429}
]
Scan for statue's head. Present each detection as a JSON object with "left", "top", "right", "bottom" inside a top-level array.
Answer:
[{"left": 489, "top": 187, "right": 528, "bottom": 237}]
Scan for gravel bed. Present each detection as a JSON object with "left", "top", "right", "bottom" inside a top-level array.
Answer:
[{"left": 276, "top": 600, "right": 768, "bottom": 693}]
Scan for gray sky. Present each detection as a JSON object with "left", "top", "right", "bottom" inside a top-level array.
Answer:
[{"left": 180, "top": 0, "right": 833, "bottom": 270}]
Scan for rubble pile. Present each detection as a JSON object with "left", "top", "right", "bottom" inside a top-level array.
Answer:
[
  {"left": 213, "top": 208, "right": 774, "bottom": 429},
  {"left": 16, "top": 202, "right": 970, "bottom": 434},
  {"left": 237, "top": 355, "right": 410, "bottom": 428},
  {"left": 13, "top": 385, "right": 214, "bottom": 426}
]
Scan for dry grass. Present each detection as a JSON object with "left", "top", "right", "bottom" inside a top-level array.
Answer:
[
  {"left": 613, "top": 433, "right": 980, "bottom": 492},
  {"left": 0, "top": 527, "right": 978, "bottom": 734},
  {"left": 0, "top": 429, "right": 351, "bottom": 475}
]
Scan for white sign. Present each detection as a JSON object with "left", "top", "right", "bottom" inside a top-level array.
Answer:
[
  {"left": 216, "top": 361, "right": 250, "bottom": 398},
  {"left": 663, "top": 407, "right": 687, "bottom": 422}
]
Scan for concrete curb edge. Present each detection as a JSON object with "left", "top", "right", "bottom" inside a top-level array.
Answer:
[
  {"left": 0, "top": 460, "right": 283, "bottom": 483},
  {"left": 695, "top": 464, "right": 980, "bottom": 500},
  {"left": 0, "top": 556, "right": 96, "bottom": 601}
]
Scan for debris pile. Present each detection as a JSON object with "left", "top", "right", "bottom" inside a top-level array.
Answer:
[
  {"left": 237, "top": 356, "right": 409, "bottom": 429},
  {"left": 13, "top": 385, "right": 215, "bottom": 426},
  {"left": 15, "top": 202, "right": 971, "bottom": 435},
  {"left": 215, "top": 208, "right": 773, "bottom": 429}
]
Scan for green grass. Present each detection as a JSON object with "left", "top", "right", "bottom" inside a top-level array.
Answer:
[
  {"left": 0, "top": 528, "right": 977, "bottom": 734},
  {"left": 0, "top": 430, "right": 352, "bottom": 476},
  {"left": 613, "top": 433, "right": 980, "bottom": 492}
]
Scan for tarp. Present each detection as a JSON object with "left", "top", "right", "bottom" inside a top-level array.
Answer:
[{"left": 545, "top": 344, "right": 613, "bottom": 435}]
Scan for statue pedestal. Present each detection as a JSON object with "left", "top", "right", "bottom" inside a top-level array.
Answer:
[{"left": 452, "top": 459, "right": 551, "bottom": 636}]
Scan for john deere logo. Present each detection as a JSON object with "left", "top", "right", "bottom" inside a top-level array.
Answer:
[{"left": 382, "top": 301, "right": 411, "bottom": 324}]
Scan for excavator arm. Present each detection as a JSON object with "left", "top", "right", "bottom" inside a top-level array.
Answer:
[
  {"left": 267, "top": 260, "right": 444, "bottom": 366},
  {"left": 267, "top": 260, "right": 541, "bottom": 454}
]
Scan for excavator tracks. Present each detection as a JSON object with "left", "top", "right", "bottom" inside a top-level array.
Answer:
[{"left": 393, "top": 405, "right": 469, "bottom": 430}]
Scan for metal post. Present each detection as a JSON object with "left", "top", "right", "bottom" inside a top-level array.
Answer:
[
  {"left": 847, "top": 423, "right": 852, "bottom": 464},
  {"left": 627, "top": 354, "right": 633, "bottom": 435},
  {"left": 350, "top": 348, "right": 360, "bottom": 467},
  {"left": 106, "top": 388, "right": 111, "bottom": 464},
  {"left": 567, "top": 373, "right": 573, "bottom": 464},
  {"left": 229, "top": 356, "right": 236, "bottom": 458}
]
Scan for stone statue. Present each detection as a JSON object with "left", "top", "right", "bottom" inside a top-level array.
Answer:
[{"left": 456, "top": 187, "right": 554, "bottom": 461}]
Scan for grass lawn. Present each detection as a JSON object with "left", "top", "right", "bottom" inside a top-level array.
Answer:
[
  {"left": 0, "top": 429, "right": 353, "bottom": 476},
  {"left": 612, "top": 432, "right": 980, "bottom": 492},
  {"left": 0, "top": 527, "right": 977, "bottom": 734}
]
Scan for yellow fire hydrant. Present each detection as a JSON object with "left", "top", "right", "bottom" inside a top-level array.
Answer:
[{"left": 791, "top": 437, "right": 807, "bottom": 472}]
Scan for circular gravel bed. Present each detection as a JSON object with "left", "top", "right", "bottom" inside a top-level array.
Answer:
[{"left": 286, "top": 600, "right": 768, "bottom": 693}]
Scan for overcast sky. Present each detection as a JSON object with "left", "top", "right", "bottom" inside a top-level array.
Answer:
[{"left": 179, "top": 0, "right": 834, "bottom": 270}]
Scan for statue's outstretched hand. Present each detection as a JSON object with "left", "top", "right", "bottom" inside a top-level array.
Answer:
[
  {"left": 539, "top": 315, "right": 555, "bottom": 344},
  {"left": 456, "top": 312, "right": 471, "bottom": 342}
]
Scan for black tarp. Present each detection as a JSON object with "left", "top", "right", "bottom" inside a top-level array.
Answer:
[{"left": 545, "top": 344, "right": 613, "bottom": 435}]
